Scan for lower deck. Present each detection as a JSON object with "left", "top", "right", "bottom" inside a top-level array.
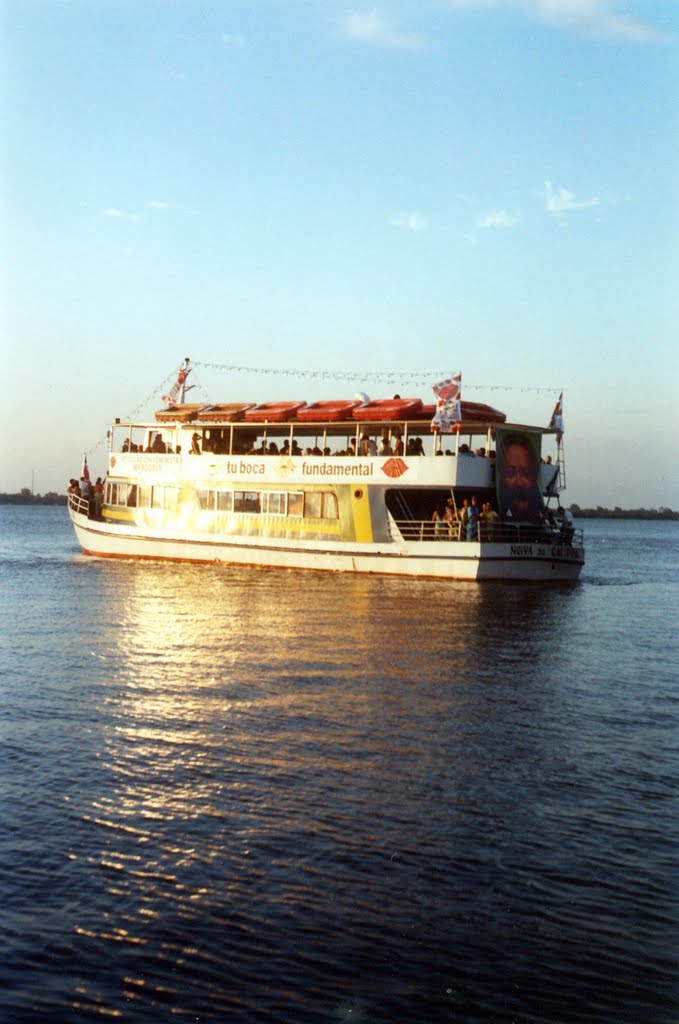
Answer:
[{"left": 69, "top": 490, "right": 584, "bottom": 581}]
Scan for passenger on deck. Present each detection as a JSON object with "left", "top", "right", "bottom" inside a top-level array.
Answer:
[
  {"left": 392, "top": 433, "right": 404, "bottom": 457},
  {"left": 152, "top": 433, "right": 166, "bottom": 453},
  {"left": 444, "top": 498, "right": 458, "bottom": 538},
  {"left": 348, "top": 438, "right": 357, "bottom": 457},
  {"left": 467, "top": 496, "right": 480, "bottom": 541},
  {"left": 558, "top": 505, "right": 575, "bottom": 545},
  {"left": 191, "top": 433, "right": 202, "bottom": 454},
  {"left": 480, "top": 502, "right": 498, "bottom": 540},
  {"left": 79, "top": 475, "right": 93, "bottom": 516},
  {"left": 360, "top": 433, "right": 377, "bottom": 456},
  {"left": 93, "top": 478, "right": 104, "bottom": 518},
  {"left": 268, "top": 442, "right": 279, "bottom": 455},
  {"left": 431, "top": 504, "right": 444, "bottom": 538},
  {"left": 458, "top": 498, "right": 470, "bottom": 537}
]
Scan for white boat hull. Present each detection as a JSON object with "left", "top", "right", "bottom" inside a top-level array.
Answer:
[{"left": 70, "top": 508, "right": 584, "bottom": 581}]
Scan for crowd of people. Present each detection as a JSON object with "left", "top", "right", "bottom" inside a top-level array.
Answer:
[
  {"left": 121, "top": 428, "right": 450, "bottom": 459},
  {"left": 67, "top": 475, "right": 104, "bottom": 518},
  {"left": 429, "top": 495, "right": 575, "bottom": 543},
  {"left": 431, "top": 496, "right": 499, "bottom": 541}
]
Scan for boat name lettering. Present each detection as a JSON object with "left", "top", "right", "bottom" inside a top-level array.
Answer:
[
  {"left": 126, "top": 456, "right": 181, "bottom": 472},
  {"left": 301, "top": 462, "right": 374, "bottom": 478},
  {"left": 510, "top": 544, "right": 533, "bottom": 557},
  {"left": 553, "top": 545, "right": 581, "bottom": 562},
  {"left": 227, "top": 460, "right": 266, "bottom": 475}
]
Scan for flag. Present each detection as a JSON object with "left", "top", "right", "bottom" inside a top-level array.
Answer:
[
  {"left": 81, "top": 454, "right": 90, "bottom": 481},
  {"left": 163, "top": 362, "right": 192, "bottom": 408},
  {"left": 431, "top": 372, "right": 462, "bottom": 432},
  {"left": 549, "top": 391, "right": 564, "bottom": 443}
]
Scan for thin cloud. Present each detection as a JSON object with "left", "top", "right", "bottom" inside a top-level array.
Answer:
[
  {"left": 389, "top": 211, "right": 428, "bottom": 231},
  {"left": 444, "top": 1, "right": 660, "bottom": 41},
  {"left": 542, "top": 181, "right": 599, "bottom": 213},
  {"left": 147, "top": 201, "right": 168, "bottom": 210},
  {"left": 343, "top": 9, "right": 426, "bottom": 50},
  {"left": 476, "top": 209, "right": 520, "bottom": 229},
  {"left": 104, "top": 208, "right": 141, "bottom": 222},
  {"left": 222, "top": 33, "right": 246, "bottom": 47}
]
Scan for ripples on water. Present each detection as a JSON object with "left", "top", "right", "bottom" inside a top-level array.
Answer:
[{"left": 1, "top": 508, "right": 677, "bottom": 1023}]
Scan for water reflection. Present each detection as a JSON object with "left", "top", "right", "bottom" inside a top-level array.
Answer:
[{"left": 68, "top": 563, "right": 594, "bottom": 1021}]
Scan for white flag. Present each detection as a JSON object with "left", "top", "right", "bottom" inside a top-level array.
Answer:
[{"left": 431, "top": 373, "right": 462, "bottom": 432}]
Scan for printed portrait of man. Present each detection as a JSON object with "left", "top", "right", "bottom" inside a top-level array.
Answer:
[{"left": 495, "top": 429, "right": 545, "bottom": 522}]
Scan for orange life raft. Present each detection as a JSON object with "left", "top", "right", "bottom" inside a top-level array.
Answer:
[{"left": 352, "top": 398, "right": 423, "bottom": 421}]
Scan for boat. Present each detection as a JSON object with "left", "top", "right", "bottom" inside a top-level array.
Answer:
[{"left": 68, "top": 361, "right": 584, "bottom": 580}]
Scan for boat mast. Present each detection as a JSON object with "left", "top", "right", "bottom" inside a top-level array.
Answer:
[{"left": 179, "top": 357, "right": 192, "bottom": 404}]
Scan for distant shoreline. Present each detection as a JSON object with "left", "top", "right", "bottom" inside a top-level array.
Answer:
[
  {"left": 0, "top": 492, "right": 68, "bottom": 506},
  {"left": 573, "top": 508, "right": 678, "bottom": 521},
  {"left": 1, "top": 492, "right": 677, "bottom": 520}
]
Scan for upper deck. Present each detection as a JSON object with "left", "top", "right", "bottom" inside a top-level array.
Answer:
[{"left": 106, "top": 397, "right": 562, "bottom": 496}]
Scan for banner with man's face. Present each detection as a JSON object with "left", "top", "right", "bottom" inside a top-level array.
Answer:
[{"left": 495, "top": 428, "right": 544, "bottom": 522}]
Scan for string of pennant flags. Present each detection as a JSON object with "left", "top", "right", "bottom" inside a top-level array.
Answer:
[{"left": 191, "top": 360, "right": 560, "bottom": 393}]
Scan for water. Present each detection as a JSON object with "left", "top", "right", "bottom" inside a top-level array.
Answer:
[{"left": 1, "top": 507, "right": 677, "bottom": 1024}]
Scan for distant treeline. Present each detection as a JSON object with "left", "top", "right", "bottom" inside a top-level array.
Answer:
[
  {"left": 571, "top": 505, "right": 678, "bottom": 520},
  {"left": 0, "top": 490, "right": 67, "bottom": 506}
]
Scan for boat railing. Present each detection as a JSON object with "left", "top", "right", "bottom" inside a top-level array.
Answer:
[
  {"left": 389, "top": 518, "right": 584, "bottom": 548},
  {"left": 68, "top": 492, "right": 91, "bottom": 517}
]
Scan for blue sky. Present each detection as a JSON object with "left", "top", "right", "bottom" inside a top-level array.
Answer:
[{"left": 2, "top": 0, "right": 677, "bottom": 507}]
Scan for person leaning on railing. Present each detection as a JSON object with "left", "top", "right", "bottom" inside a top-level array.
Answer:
[{"left": 558, "top": 505, "right": 575, "bottom": 545}]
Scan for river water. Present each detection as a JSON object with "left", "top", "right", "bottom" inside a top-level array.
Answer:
[{"left": 1, "top": 507, "right": 677, "bottom": 1023}]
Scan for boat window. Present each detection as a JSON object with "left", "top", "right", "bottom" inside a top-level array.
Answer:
[
  {"left": 127, "top": 485, "right": 138, "bottom": 507},
  {"left": 321, "top": 492, "right": 339, "bottom": 519},
  {"left": 234, "top": 491, "right": 261, "bottom": 514},
  {"left": 263, "top": 492, "right": 287, "bottom": 516},
  {"left": 216, "top": 490, "right": 233, "bottom": 512},
  {"left": 106, "top": 482, "right": 117, "bottom": 505},
  {"left": 151, "top": 486, "right": 165, "bottom": 509},
  {"left": 197, "top": 489, "right": 215, "bottom": 510},
  {"left": 287, "top": 492, "right": 304, "bottom": 517},
  {"left": 304, "top": 492, "right": 322, "bottom": 518}
]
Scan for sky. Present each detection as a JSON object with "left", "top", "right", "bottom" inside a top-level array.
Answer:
[{"left": 1, "top": 0, "right": 677, "bottom": 508}]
